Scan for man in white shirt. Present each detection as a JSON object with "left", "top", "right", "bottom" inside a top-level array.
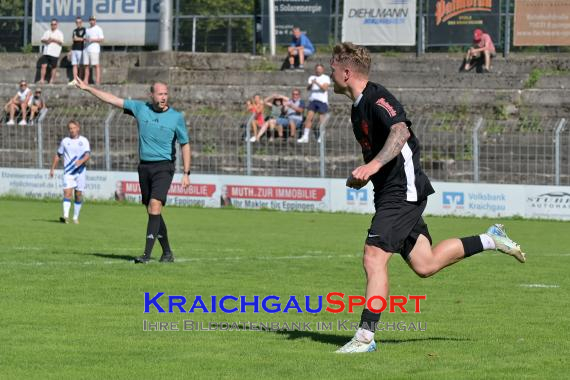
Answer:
[
  {"left": 83, "top": 16, "right": 105, "bottom": 85},
  {"left": 4, "top": 80, "right": 32, "bottom": 126},
  {"left": 39, "top": 19, "right": 64, "bottom": 84},
  {"left": 298, "top": 64, "right": 330, "bottom": 143},
  {"left": 49, "top": 120, "right": 91, "bottom": 224}
]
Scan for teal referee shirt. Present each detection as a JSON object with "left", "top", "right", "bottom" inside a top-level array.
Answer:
[{"left": 123, "top": 99, "right": 190, "bottom": 162}]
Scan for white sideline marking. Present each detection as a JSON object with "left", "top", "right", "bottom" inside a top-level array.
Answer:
[
  {"left": 0, "top": 253, "right": 361, "bottom": 266},
  {"left": 519, "top": 284, "right": 560, "bottom": 289}
]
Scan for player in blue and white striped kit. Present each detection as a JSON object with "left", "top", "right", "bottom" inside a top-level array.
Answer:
[{"left": 49, "top": 120, "right": 91, "bottom": 224}]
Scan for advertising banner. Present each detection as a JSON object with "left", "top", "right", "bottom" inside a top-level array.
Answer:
[
  {"left": 514, "top": 0, "right": 570, "bottom": 46},
  {"left": 32, "top": 0, "right": 160, "bottom": 46},
  {"left": 342, "top": 0, "right": 416, "bottom": 46},
  {"left": 261, "top": 0, "right": 332, "bottom": 45},
  {"left": 525, "top": 186, "right": 570, "bottom": 220},
  {"left": 219, "top": 175, "right": 330, "bottom": 212},
  {"left": 1, "top": 168, "right": 569, "bottom": 220},
  {"left": 427, "top": 0, "right": 501, "bottom": 45},
  {"left": 426, "top": 182, "right": 526, "bottom": 218}
]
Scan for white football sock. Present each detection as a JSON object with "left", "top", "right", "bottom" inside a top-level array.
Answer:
[
  {"left": 480, "top": 234, "right": 496, "bottom": 250},
  {"left": 355, "top": 327, "right": 374, "bottom": 343},
  {"left": 303, "top": 128, "right": 310, "bottom": 138},
  {"left": 73, "top": 201, "right": 82, "bottom": 220},
  {"left": 63, "top": 199, "right": 71, "bottom": 218}
]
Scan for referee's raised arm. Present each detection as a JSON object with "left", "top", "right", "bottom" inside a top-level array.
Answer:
[{"left": 73, "top": 76, "right": 124, "bottom": 109}]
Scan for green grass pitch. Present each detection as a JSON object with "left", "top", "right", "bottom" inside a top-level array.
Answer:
[{"left": 0, "top": 199, "right": 568, "bottom": 379}]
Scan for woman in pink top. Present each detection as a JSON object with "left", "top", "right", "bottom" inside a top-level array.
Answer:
[{"left": 463, "top": 29, "right": 496, "bottom": 73}]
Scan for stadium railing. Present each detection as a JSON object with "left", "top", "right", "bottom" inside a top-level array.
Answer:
[{"left": 0, "top": 107, "right": 567, "bottom": 186}]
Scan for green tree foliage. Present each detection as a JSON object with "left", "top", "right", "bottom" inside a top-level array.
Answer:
[{"left": 0, "top": 0, "right": 25, "bottom": 16}]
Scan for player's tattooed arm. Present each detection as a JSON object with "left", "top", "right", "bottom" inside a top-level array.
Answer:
[
  {"left": 351, "top": 122, "right": 410, "bottom": 182},
  {"left": 373, "top": 122, "right": 410, "bottom": 167}
]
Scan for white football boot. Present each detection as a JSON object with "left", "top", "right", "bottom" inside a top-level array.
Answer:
[
  {"left": 335, "top": 338, "right": 377, "bottom": 354},
  {"left": 486, "top": 224, "right": 526, "bottom": 263}
]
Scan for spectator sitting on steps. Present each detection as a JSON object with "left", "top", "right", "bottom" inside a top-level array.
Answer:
[
  {"left": 462, "top": 28, "right": 496, "bottom": 73},
  {"left": 4, "top": 80, "right": 32, "bottom": 126},
  {"left": 287, "top": 27, "right": 315, "bottom": 71}
]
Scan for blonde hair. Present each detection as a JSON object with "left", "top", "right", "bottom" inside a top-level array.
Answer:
[
  {"left": 68, "top": 119, "right": 80, "bottom": 128},
  {"left": 332, "top": 42, "right": 371, "bottom": 76}
]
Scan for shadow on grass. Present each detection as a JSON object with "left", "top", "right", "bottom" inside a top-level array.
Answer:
[
  {"left": 272, "top": 330, "right": 470, "bottom": 346},
  {"left": 89, "top": 252, "right": 138, "bottom": 261},
  {"left": 32, "top": 218, "right": 66, "bottom": 224}
]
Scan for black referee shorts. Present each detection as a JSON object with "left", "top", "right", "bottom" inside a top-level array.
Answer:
[
  {"left": 365, "top": 198, "right": 432, "bottom": 261},
  {"left": 137, "top": 160, "right": 175, "bottom": 206}
]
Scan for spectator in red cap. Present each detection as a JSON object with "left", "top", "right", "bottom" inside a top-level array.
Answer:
[{"left": 462, "top": 28, "right": 496, "bottom": 73}]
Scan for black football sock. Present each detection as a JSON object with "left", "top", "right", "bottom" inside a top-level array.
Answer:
[
  {"left": 157, "top": 215, "right": 172, "bottom": 254},
  {"left": 359, "top": 308, "right": 381, "bottom": 332},
  {"left": 460, "top": 236, "right": 484, "bottom": 257},
  {"left": 144, "top": 214, "right": 161, "bottom": 256}
]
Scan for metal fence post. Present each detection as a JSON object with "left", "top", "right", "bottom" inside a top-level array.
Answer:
[
  {"left": 245, "top": 115, "right": 253, "bottom": 175},
  {"left": 227, "top": 17, "right": 232, "bottom": 53},
  {"left": 417, "top": 0, "right": 424, "bottom": 56},
  {"left": 174, "top": 0, "right": 180, "bottom": 51},
  {"left": 36, "top": 108, "right": 48, "bottom": 168},
  {"left": 334, "top": 0, "right": 340, "bottom": 43},
  {"left": 192, "top": 16, "right": 197, "bottom": 53},
  {"left": 24, "top": 0, "right": 29, "bottom": 48},
  {"left": 504, "top": 0, "right": 511, "bottom": 57},
  {"left": 554, "top": 118, "right": 567, "bottom": 186},
  {"left": 104, "top": 109, "right": 116, "bottom": 171},
  {"left": 473, "top": 117, "right": 484, "bottom": 182},
  {"left": 319, "top": 114, "right": 330, "bottom": 178}
]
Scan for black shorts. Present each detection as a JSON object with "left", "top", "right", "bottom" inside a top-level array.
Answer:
[
  {"left": 40, "top": 55, "right": 59, "bottom": 69},
  {"left": 137, "top": 160, "right": 174, "bottom": 206},
  {"left": 365, "top": 198, "right": 432, "bottom": 261}
]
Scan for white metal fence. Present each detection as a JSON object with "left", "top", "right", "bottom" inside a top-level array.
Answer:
[{"left": 0, "top": 107, "right": 568, "bottom": 186}]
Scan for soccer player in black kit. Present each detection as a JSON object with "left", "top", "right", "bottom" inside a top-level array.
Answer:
[{"left": 330, "top": 42, "right": 526, "bottom": 354}]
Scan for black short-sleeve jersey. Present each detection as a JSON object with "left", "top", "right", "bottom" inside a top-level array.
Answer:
[
  {"left": 351, "top": 81, "right": 434, "bottom": 202},
  {"left": 72, "top": 27, "right": 86, "bottom": 51}
]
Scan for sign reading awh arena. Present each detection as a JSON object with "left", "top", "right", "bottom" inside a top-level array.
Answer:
[{"left": 225, "top": 185, "right": 327, "bottom": 211}]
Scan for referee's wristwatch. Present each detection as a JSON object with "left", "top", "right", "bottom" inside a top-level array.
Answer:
[{"left": 184, "top": 170, "right": 191, "bottom": 176}]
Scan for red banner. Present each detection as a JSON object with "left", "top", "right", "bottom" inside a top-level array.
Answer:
[{"left": 227, "top": 185, "right": 326, "bottom": 201}]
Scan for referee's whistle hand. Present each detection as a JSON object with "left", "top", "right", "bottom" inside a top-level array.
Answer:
[{"left": 181, "top": 175, "right": 190, "bottom": 188}]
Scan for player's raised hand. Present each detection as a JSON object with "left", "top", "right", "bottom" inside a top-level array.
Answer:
[{"left": 346, "top": 174, "right": 369, "bottom": 190}]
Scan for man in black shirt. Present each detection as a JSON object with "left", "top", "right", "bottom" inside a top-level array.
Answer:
[
  {"left": 69, "top": 17, "right": 86, "bottom": 85},
  {"left": 330, "top": 42, "right": 526, "bottom": 354}
]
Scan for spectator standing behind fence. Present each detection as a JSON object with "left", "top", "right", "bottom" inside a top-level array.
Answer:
[
  {"left": 39, "top": 19, "right": 64, "bottom": 84},
  {"left": 83, "top": 16, "right": 104, "bottom": 85},
  {"left": 69, "top": 17, "right": 86, "bottom": 85},
  {"left": 4, "top": 80, "right": 32, "bottom": 126},
  {"left": 246, "top": 94, "right": 265, "bottom": 142},
  {"left": 298, "top": 64, "right": 330, "bottom": 143},
  {"left": 287, "top": 27, "right": 315, "bottom": 71},
  {"left": 462, "top": 28, "right": 496, "bottom": 73},
  {"left": 29, "top": 88, "right": 46, "bottom": 125}
]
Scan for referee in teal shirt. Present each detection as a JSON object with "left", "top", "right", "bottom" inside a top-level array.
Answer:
[{"left": 75, "top": 77, "right": 191, "bottom": 264}]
